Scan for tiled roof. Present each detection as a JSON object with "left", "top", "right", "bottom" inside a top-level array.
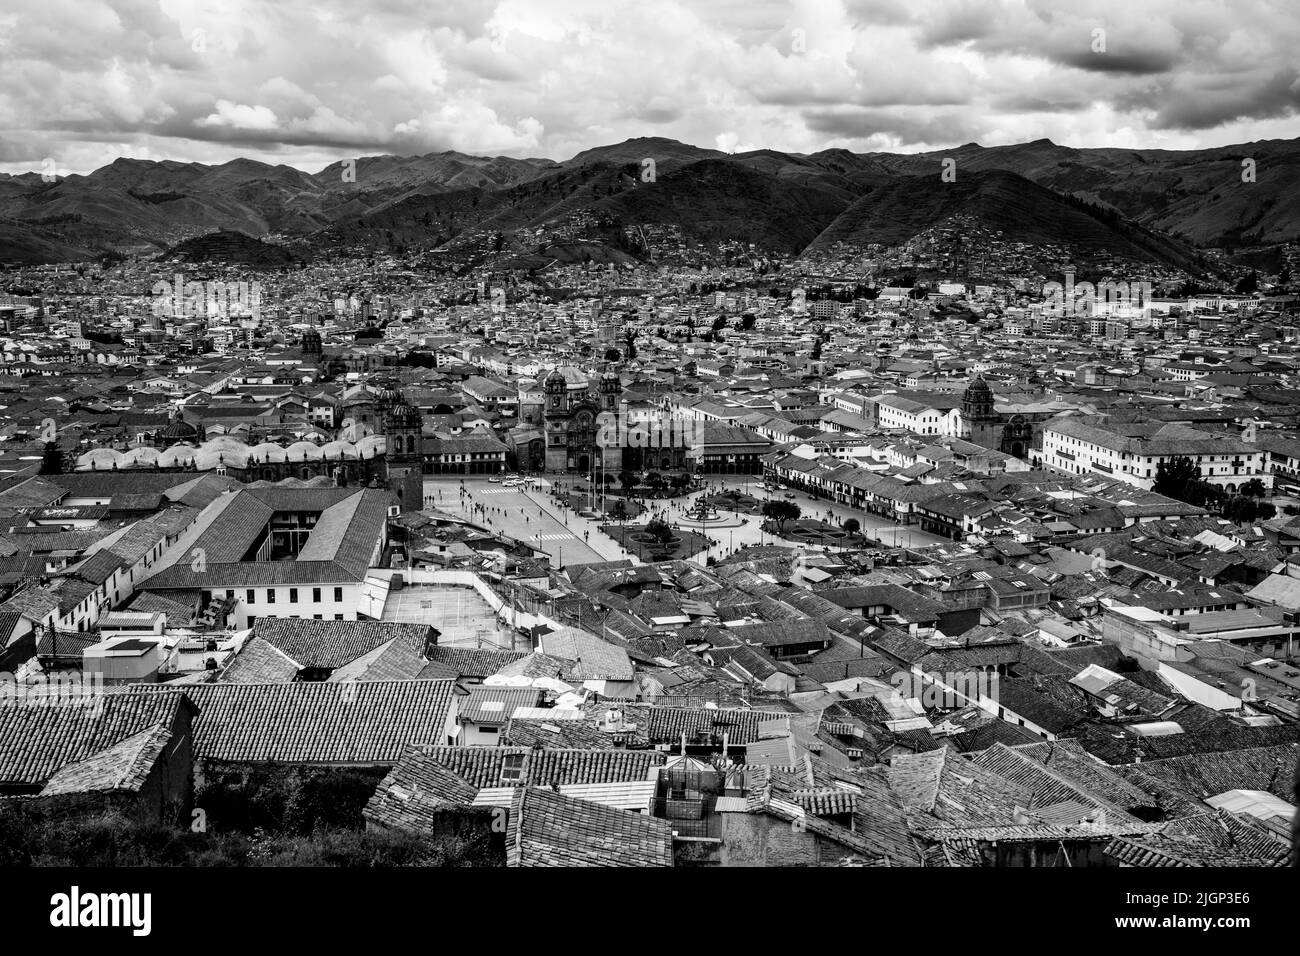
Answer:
[
  {"left": 0, "top": 691, "right": 191, "bottom": 787},
  {"left": 722, "top": 618, "right": 833, "bottom": 648},
  {"left": 537, "top": 627, "right": 634, "bottom": 681},
  {"left": 423, "top": 646, "right": 528, "bottom": 678},
  {"left": 410, "top": 744, "right": 664, "bottom": 788},
  {"left": 38, "top": 723, "right": 172, "bottom": 796},
  {"left": 1115, "top": 743, "right": 1299, "bottom": 805},
  {"left": 133, "top": 680, "right": 456, "bottom": 765},
  {"left": 459, "top": 686, "right": 544, "bottom": 724},
  {"left": 140, "top": 487, "right": 392, "bottom": 589},
  {"left": 252, "top": 618, "right": 436, "bottom": 671},
  {"left": 968, "top": 743, "right": 1140, "bottom": 824},
  {"left": 364, "top": 758, "right": 485, "bottom": 833},
  {"left": 218, "top": 636, "right": 302, "bottom": 684},
  {"left": 1104, "top": 810, "right": 1289, "bottom": 867},
  {"left": 888, "top": 747, "right": 1034, "bottom": 828},
  {"left": 625, "top": 704, "right": 785, "bottom": 746},
  {"left": 505, "top": 786, "right": 673, "bottom": 867}
]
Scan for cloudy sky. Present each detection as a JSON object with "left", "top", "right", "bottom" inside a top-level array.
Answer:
[{"left": 2, "top": 0, "right": 1299, "bottom": 175}]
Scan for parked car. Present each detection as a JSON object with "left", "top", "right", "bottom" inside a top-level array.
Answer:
[{"left": 488, "top": 476, "right": 501, "bottom": 483}]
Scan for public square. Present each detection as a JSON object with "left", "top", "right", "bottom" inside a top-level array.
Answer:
[{"left": 422, "top": 474, "right": 945, "bottom": 569}]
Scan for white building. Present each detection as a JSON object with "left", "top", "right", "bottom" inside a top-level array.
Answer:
[{"left": 1040, "top": 418, "right": 1269, "bottom": 492}]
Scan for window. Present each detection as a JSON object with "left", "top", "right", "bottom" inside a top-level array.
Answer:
[
  {"left": 334, "top": 614, "right": 344, "bottom": 620},
  {"left": 334, "top": 587, "right": 343, "bottom": 602},
  {"left": 226, "top": 590, "right": 234, "bottom": 600},
  {"left": 312, "top": 588, "right": 321, "bottom": 603},
  {"left": 289, "top": 588, "right": 298, "bottom": 603},
  {"left": 246, "top": 589, "right": 255, "bottom": 604},
  {"left": 501, "top": 754, "right": 525, "bottom": 782},
  {"left": 266, "top": 589, "right": 275, "bottom": 604}
]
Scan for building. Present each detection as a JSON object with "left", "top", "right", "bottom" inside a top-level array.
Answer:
[
  {"left": 1040, "top": 418, "right": 1269, "bottom": 492},
  {"left": 135, "top": 486, "right": 393, "bottom": 629}
]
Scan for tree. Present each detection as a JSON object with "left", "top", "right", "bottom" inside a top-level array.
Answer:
[
  {"left": 762, "top": 500, "right": 801, "bottom": 532},
  {"left": 1222, "top": 496, "right": 1276, "bottom": 524},
  {"left": 1242, "top": 478, "right": 1267, "bottom": 498},
  {"left": 1153, "top": 456, "right": 1219, "bottom": 507},
  {"left": 843, "top": 518, "right": 860, "bottom": 534},
  {"left": 611, "top": 500, "right": 628, "bottom": 523},
  {"left": 669, "top": 473, "right": 689, "bottom": 494},
  {"left": 39, "top": 441, "right": 62, "bottom": 475},
  {"left": 645, "top": 517, "right": 674, "bottom": 545},
  {"left": 646, "top": 471, "right": 666, "bottom": 496},
  {"left": 618, "top": 470, "right": 637, "bottom": 494},
  {"left": 604, "top": 347, "right": 621, "bottom": 362}
]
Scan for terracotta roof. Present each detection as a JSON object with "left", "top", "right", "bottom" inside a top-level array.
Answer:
[
  {"left": 505, "top": 786, "right": 673, "bottom": 867},
  {"left": 0, "top": 691, "right": 192, "bottom": 787},
  {"left": 38, "top": 723, "right": 173, "bottom": 796},
  {"left": 132, "top": 680, "right": 456, "bottom": 765},
  {"left": 252, "top": 618, "right": 437, "bottom": 672}
]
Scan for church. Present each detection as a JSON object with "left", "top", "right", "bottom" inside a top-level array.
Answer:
[
  {"left": 960, "top": 374, "right": 1061, "bottom": 460},
  {"left": 542, "top": 365, "right": 624, "bottom": 474},
  {"left": 506, "top": 365, "right": 691, "bottom": 475}
]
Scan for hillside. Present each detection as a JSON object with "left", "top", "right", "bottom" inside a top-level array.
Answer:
[
  {"left": 2, "top": 135, "right": 1297, "bottom": 264},
  {"left": 161, "top": 230, "right": 299, "bottom": 268},
  {"left": 804, "top": 169, "right": 1208, "bottom": 271}
]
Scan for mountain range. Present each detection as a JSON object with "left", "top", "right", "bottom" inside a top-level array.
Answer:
[{"left": 2, "top": 135, "right": 1297, "bottom": 271}]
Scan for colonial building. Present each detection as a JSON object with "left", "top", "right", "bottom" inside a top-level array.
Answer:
[
  {"left": 959, "top": 375, "right": 1061, "bottom": 460},
  {"left": 543, "top": 365, "right": 623, "bottom": 474},
  {"left": 1039, "top": 417, "right": 1270, "bottom": 492}
]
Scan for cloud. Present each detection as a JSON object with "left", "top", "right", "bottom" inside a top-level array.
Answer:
[
  {"left": 196, "top": 101, "right": 279, "bottom": 131},
  {"left": 2, "top": 0, "right": 1298, "bottom": 175}
]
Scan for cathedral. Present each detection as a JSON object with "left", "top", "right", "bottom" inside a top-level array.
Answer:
[
  {"left": 542, "top": 366, "right": 623, "bottom": 474},
  {"left": 504, "top": 365, "right": 690, "bottom": 476}
]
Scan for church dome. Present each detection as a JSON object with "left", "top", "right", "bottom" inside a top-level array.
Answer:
[
  {"left": 373, "top": 384, "right": 402, "bottom": 406},
  {"left": 384, "top": 400, "right": 422, "bottom": 430},
  {"left": 965, "top": 373, "right": 992, "bottom": 401},
  {"left": 159, "top": 411, "right": 198, "bottom": 443}
]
